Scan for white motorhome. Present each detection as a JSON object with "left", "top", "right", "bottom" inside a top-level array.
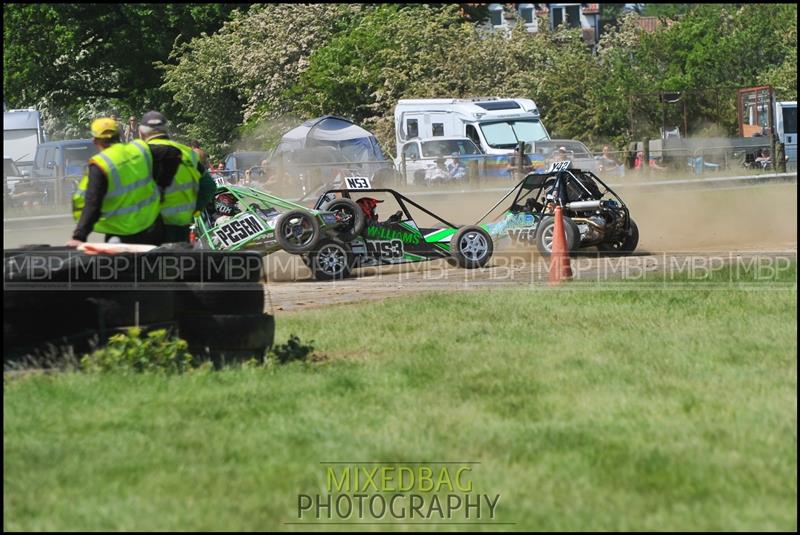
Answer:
[
  {"left": 3, "top": 108, "right": 47, "bottom": 175},
  {"left": 394, "top": 97, "right": 550, "bottom": 158},
  {"left": 775, "top": 100, "right": 796, "bottom": 169}
]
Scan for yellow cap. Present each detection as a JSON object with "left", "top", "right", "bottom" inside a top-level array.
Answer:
[{"left": 90, "top": 117, "right": 119, "bottom": 139}]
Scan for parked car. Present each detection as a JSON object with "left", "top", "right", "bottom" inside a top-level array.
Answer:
[
  {"left": 30, "top": 139, "right": 98, "bottom": 204},
  {"left": 4, "top": 155, "right": 46, "bottom": 208},
  {"left": 396, "top": 137, "right": 484, "bottom": 185},
  {"left": 4, "top": 156, "right": 24, "bottom": 192},
  {"left": 526, "top": 139, "right": 599, "bottom": 174}
]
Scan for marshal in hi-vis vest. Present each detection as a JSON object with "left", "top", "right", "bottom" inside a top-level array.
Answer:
[
  {"left": 72, "top": 140, "right": 160, "bottom": 236},
  {"left": 147, "top": 138, "right": 202, "bottom": 226}
]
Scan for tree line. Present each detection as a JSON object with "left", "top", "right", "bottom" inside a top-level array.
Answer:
[{"left": 4, "top": 3, "right": 796, "bottom": 160}]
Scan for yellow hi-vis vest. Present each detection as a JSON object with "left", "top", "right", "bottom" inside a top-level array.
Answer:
[
  {"left": 147, "top": 138, "right": 201, "bottom": 226},
  {"left": 72, "top": 140, "right": 160, "bottom": 235}
]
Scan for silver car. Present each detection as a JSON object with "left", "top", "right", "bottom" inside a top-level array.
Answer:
[
  {"left": 525, "top": 139, "right": 600, "bottom": 174},
  {"left": 396, "top": 137, "right": 483, "bottom": 185}
]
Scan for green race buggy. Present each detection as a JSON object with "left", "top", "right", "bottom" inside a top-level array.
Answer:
[{"left": 191, "top": 184, "right": 364, "bottom": 255}]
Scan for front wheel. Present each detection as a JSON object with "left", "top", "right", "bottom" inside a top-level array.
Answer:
[
  {"left": 598, "top": 218, "right": 639, "bottom": 253},
  {"left": 535, "top": 215, "right": 579, "bottom": 256},
  {"left": 450, "top": 225, "right": 493, "bottom": 269},
  {"left": 321, "top": 198, "right": 365, "bottom": 241},
  {"left": 308, "top": 239, "right": 354, "bottom": 281},
  {"left": 275, "top": 210, "right": 321, "bottom": 254}
]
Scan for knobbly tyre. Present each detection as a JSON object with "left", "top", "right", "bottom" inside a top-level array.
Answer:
[
  {"left": 479, "top": 161, "right": 639, "bottom": 255},
  {"left": 304, "top": 175, "right": 494, "bottom": 280},
  {"left": 190, "top": 184, "right": 365, "bottom": 256}
]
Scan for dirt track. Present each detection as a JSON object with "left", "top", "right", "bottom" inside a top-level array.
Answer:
[
  {"left": 3, "top": 180, "right": 796, "bottom": 313},
  {"left": 263, "top": 182, "right": 797, "bottom": 312}
]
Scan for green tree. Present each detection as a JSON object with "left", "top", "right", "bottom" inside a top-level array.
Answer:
[
  {"left": 161, "top": 4, "right": 363, "bottom": 158},
  {"left": 156, "top": 2, "right": 796, "bottom": 158},
  {"left": 3, "top": 3, "right": 248, "bottom": 138}
]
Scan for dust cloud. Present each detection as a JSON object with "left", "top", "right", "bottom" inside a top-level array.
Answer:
[{"left": 401, "top": 181, "right": 798, "bottom": 253}]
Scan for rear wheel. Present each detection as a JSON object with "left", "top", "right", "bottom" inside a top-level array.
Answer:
[
  {"left": 308, "top": 239, "right": 354, "bottom": 281},
  {"left": 275, "top": 210, "right": 321, "bottom": 254},
  {"left": 450, "top": 226, "right": 493, "bottom": 269},
  {"left": 535, "top": 215, "right": 579, "bottom": 256},
  {"left": 598, "top": 218, "right": 639, "bottom": 253}
]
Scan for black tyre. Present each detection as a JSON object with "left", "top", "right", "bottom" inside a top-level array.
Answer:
[
  {"left": 322, "top": 198, "right": 366, "bottom": 241},
  {"left": 4, "top": 289, "right": 175, "bottom": 346},
  {"left": 178, "top": 313, "right": 275, "bottom": 350},
  {"left": 308, "top": 239, "right": 354, "bottom": 281},
  {"left": 275, "top": 210, "right": 321, "bottom": 254},
  {"left": 450, "top": 225, "right": 493, "bottom": 269},
  {"left": 598, "top": 218, "right": 639, "bottom": 253},
  {"left": 175, "top": 283, "right": 265, "bottom": 316},
  {"left": 4, "top": 321, "right": 180, "bottom": 370},
  {"left": 535, "top": 215, "right": 580, "bottom": 256},
  {"left": 87, "top": 290, "right": 176, "bottom": 328}
]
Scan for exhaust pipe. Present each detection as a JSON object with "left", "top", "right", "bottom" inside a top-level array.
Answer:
[{"left": 565, "top": 200, "right": 603, "bottom": 210}]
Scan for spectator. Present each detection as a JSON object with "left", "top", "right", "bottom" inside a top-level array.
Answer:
[
  {"left": 426, "top": 157, "right": 451, "bottom": 185},
  {"left": 210, "top": 163, "right": 226, "bottom": 185},
  {"left": 190, "top": 140, "right": 209, "bottom": 167},
  {"left": 447, "top": 153, "right": 467, "bottom": 181},
  {"left": 755, "top": 148, "right": 772, "bottom": 169},
  {"left": 599, "top": 145, "right": 621, "bottom": 173},
  {"left": 649, "top": 157, "right": 668, "bottom": 171},
  {"left": 509, "top": 146, "right": 533, "bottom": 177},
  {"left": 634, "top": 150, "right": 667, "bottom": 172},
  {"left": 123, "top": 116, "right": 138, "bottom": 142},
  {"left": 545, "top": 146, "right": 570, "bottom": 171},
  {"left": 635, "top": 151, "right": 649, "bottom": 170}
]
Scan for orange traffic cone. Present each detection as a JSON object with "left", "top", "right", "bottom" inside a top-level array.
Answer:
[{"left": 548, "top": 205, "right": 573, "bottom": 285}]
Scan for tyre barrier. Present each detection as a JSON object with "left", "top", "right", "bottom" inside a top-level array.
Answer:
[
  {"left": 178, "top": 313, "right": 276, "bottom": 367},
  {"left": 4, "top": 245, "right": 273, "bottom": 369}
]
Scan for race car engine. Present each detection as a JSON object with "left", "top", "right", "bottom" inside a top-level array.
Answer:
[{"left": 574, "top": 215, "right": 608, "bottom": 243}]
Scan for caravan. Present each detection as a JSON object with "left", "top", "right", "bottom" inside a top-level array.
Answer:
[
  {"left": 394, "top": 97, "right": 550, "bottom": 158},
  {"left": 3, "top": 108, "right": 47, "bottom": 175},
  {"left": 775, "top": 100, "right": 796, "bottom": 170}
]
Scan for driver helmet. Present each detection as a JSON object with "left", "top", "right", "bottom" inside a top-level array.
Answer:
[
  {"left": 214, "top": 192, "right": 238, "bottom": 216},
  {"left": 355, "top": 197, "right": 383, "bottom": 221}
]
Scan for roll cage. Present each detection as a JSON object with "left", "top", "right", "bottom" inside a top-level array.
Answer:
[
  {"left": 314, "top": 188, "right": 459, "bottom": 230},
  {"left": 476, "top": 168, "right": 631, "bottom": 231}
]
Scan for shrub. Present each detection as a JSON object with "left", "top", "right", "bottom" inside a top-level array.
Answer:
[
  {"left": 80, "top": 328, "right": 194, "bottom": 374},
  {"left": 268, "top": 334, "right": 316, "bottom": 364}
]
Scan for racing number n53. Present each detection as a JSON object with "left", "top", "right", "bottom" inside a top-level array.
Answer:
[{"left": 366, "top": 239, "right": 404, "bottom": 258}]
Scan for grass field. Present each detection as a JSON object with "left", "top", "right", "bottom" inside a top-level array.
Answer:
[{"left": 4, "top": 265, "right": 797, "bottom": 531}]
